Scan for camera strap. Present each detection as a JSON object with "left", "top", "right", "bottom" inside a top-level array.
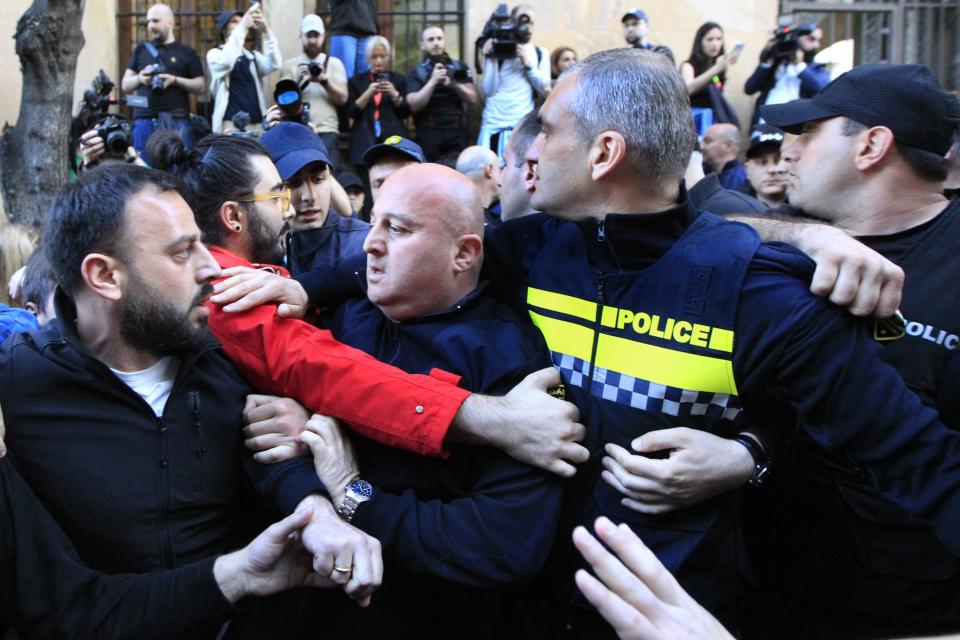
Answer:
[{"left": 144, "top": 41, "right": 163, "bottom": 65}]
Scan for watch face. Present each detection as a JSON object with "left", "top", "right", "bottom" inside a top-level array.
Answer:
[{"left": 348, "top": 478, "right": 373, "bottom": 499}]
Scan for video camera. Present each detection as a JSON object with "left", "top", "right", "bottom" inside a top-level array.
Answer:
[
  {"left": 273, "top": 79, "right": 312, "bottom": 126},
  {"left": 474, "top": 3, "right": 532, "bottom": 72},
  {"left": 767, "top": 22, "right": 817, "bottom": 63},
  {"left": 427, "top": 52, "right": 470, "bottom": 83},
  {"left": 77, "top": 70, "right": 133, "bottom": 159}
]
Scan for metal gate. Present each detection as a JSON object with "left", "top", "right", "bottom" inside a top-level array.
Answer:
[{"left": 780, "top": 0, "right": 959, "bottom": 90}]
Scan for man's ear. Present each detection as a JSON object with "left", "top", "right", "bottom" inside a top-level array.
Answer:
[
  {"left": 485, "top": 163, "right": 496, "bottom": 180},
  {"left": 453, "top": 234, "right": 483, "bottom": 273},
  {"left": 219, "top": 200, "right": 244, "bottom": 235},
  {"left": 855, "top": 126, "right": 896, "bottom": 172},
  {"left": 80, "top": 253, "right": 125, "bottom": 302},
  {"left": 590, "top": 131, "right": 628, "bottom": 181}
]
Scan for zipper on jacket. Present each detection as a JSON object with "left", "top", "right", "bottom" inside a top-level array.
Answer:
[
  {"left": 156, "top": 415, "right": 174, "bottom": 568},
  {"left": 191, "top": 391, "right": 205, "bottom": 459},
  {"left": 597, "top": 219, "right": 606, "bottom": 243},
  {"left": 584, "top": 274, "right": 607, "bottom": 399}
]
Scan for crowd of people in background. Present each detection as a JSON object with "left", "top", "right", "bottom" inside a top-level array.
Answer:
[{"left": 1, "top": 2, "right": 960, "bottom": 639}]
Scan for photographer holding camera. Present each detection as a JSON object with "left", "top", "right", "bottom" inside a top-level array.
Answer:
[
  {"left": 477, "top": 4, "right": 550, "bottom": 162},
  {"left": 207, "top": 3, "right": 281, "bottom": 135},
  {"left": 277, "top": 14, "right": 348, "bottom": 170},
  {"left": 405, "top": 26, "right": 478, "bottom": 165},
  {"left": 744, "top": 22, "right": 828, "bottom": 125},
  {"left": 120, "top": 3, "right": 205, "bottom": 154}
]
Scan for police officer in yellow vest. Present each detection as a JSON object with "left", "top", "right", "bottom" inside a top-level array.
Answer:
[{"left": 480, "top": 48, "right": 960, "bottom": 637}]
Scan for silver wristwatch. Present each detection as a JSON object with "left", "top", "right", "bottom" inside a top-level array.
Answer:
[{"left": 336, "top": 477, "right": 373, "bottom": 523}]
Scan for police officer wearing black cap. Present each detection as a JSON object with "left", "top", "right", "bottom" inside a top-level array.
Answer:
[
  {"left": 737, "top": 124, "right": 788, "bottom": 208},
  {"left": 754, "top": 63, "right": 960, "bottom": 636}
]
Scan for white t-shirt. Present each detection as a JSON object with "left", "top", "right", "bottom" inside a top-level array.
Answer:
[
  {"left": 764, "top": 62, "right": 807, "bottom": 106},
  {"left": 112, "top": 357, "right": 179, "bottom": 417}
]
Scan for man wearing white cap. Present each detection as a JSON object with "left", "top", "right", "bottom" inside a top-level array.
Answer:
[{"left": 278, "top": 14, "right": 348, "bottom": 170}]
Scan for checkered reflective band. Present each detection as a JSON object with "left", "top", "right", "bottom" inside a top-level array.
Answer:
[{"left": 553, "top": 352, "right": 743, "bottom": 423}]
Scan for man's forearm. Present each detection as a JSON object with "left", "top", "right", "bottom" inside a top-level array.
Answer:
[
  {"left": 727, "top": 212, "right": 828, "bottom": 244},
  {"left": 405, "top": 84, "right": 435, "bottom": 113},
  {"left": 121, "top": 72, "right": 141, "bottom": 93},
  {"left": 179, "top": 75, "right": 206, "bottom": 95}
]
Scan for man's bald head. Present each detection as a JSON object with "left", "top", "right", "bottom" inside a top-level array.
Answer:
[
  {"left": 365, "top": 164, "right": 485, "bottom": 321},
  {"left": 702, "top": 123, "right": 742, "bottom": 173},
  {"left": 147, "top": 4, "right": 175, "bottom": 43},
  {"left": 380, "top": 163, "right": 484, "bottom": 237}
]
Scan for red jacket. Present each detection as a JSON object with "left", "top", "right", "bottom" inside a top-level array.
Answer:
[{"left": 206, "top": 246, "right": 469, "bottom": 456}]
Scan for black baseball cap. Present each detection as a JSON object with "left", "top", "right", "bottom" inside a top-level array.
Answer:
[
  {"left": 746, "top": 124, "right": 784, "bottom": 159},
  {"left": 760, "top": 63, "right": 960, "bottom": 156},
  {"left": 337, "top": 171, "right": 364, "bottom": 191},
  {"left": 361, "top": 135, "right": 426, "bottom": 167},
  {"left": 260, "top": 122, "right": 331, "bottom": 180}
]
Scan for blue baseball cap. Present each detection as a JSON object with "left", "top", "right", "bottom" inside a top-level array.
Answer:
[
  {"left": 260, "top": 122, "right": 332, "bottom": 180},
  {"left": 361, "top": 135, "right": 426, "bottom": 167},
  {"left": 621, "top": 8, "right": 649, "bottom": 23},
  {"left": 760, "top": 63, "right": 960, "bottom": 156}
]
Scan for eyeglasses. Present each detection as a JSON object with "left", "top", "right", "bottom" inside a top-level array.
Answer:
[{"left": 236, "top": 188, "right": 292, "bottom": 212}]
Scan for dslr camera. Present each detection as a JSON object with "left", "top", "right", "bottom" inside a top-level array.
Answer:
[
  {"left": 427, "top": 52, "right": 470, "bottom": 83},
  {"left": 77, "top": 70, "right": 133, "bottom": 159},
  {"left": 308, "top": 61, "right": 325, "bottom": 78},
  {"left": 767, "top": 22, "right": 817, "bottom": 62},
  {"left": 474, "top": 3, "right": 532, "bottom": 70},
  {"left": 148, "top": 61, "right": 167, "bottom": 93}
]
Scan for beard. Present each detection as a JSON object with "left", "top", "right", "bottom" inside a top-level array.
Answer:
[
  {"left": 247, "top": 208, "right": 286, "bottom": 265},
  {"left": 120, "top": 271, "right": 213, "bottom": 358}
]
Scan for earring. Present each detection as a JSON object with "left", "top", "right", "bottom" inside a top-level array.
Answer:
[{"left": 234, "top": 224, "right": 242, "bottom": 231}]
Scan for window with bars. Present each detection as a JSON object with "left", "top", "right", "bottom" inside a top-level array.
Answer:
[
  {"left": 781, "top": 0, "right": 958, "bottom": 90},
  {"left": 308, "top": 0, "right": 466, "bottom": 76}
]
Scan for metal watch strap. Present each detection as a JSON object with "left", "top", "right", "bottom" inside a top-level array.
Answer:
[{"left": 337, "top": 493, "right": 361, "bottom": 523}]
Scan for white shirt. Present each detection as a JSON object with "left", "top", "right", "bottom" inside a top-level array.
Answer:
[
  {"left": 112, "top": 357, "right": 179, "bottom": 417},
  {"left": 763, "top": 62, "right": 808, "bottom": 106}
]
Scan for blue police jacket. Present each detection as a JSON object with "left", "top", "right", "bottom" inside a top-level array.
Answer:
[{"left": 482, "top": 196, "right": 960, "bottom": 619}]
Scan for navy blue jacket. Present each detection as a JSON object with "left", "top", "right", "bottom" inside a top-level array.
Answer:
[
  {"left": 482, "top": 200, "right": 960, "bottom": 625},
  {"left": 286, "top": 212, "right": 370, "bottom": 278},
  {"left": 302, "top": 284, "right": 564, "bottom": 637}
]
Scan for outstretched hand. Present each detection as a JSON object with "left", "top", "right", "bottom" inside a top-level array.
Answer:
[{"left": 574, "top": 517, "right": 734, "bottom": 640}]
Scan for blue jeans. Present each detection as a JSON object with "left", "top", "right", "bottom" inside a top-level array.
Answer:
[
  {"left": 133, "top": 116, "right": 194, "bottom": 156},
  {"left": 691, "top": 107, "right": 714, "bottom": 137},
  {"left": 330, "top": 35, "right": 373, "bottom": 78}
]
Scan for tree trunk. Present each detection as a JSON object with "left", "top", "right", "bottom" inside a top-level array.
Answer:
[{"left": 1, "top": 0, "right": 86, "bottom": 228}]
